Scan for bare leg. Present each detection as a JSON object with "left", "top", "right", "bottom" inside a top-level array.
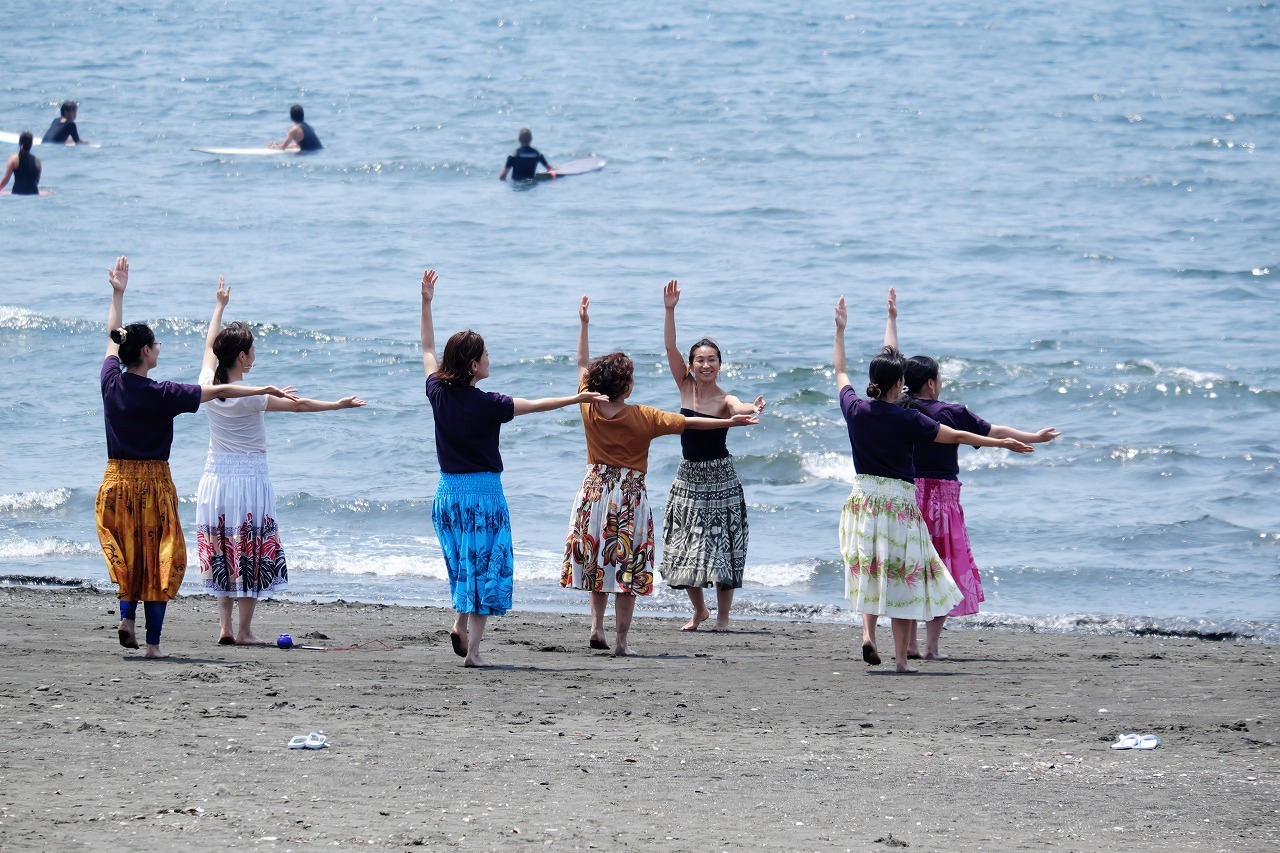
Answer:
[
  {"left": 217, "top": 598, "right": 234, "bottom": 643},
  {"left": 712, "top": 586, "right": 735, "bottom": 631},
  {"left": 861, "top": 613, "right": 881, "bottom": 665},
  {"left": 924, "top": 616, "right": 948, "bottom": 659},
  {"left": 906, "top": 619, "right": 923, "bottom": 658},
  {"left": 614, "top": 594, "right": 639, "bottom": 656},
  {"left": 463, "top": 614, "right": 493, "bottom": 668},
  {"left": 891, "top": 617, "right": 918, "bottom": 673},
  {"left": 235, "top": 597, "right": 264, "bottom": 645},
  {"left": 681, "top": 588, "right": 710, "bottom": 631},
  {"left": 589, "top": 591, "right": 610, "bottom": 648}
]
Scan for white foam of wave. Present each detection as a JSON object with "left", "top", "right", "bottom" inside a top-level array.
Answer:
[
  {"left": 290, "top": 550, "right": 449, "bottom": 581},
  {"left": 0, "top": 488, "right": 71, "bottom": 513},
  {"left": 800, "top": 451, "right": 855, "bottom": 483},
  {"left": 0, "top": 306, "right": 39, "bottom": 325},
  {"left": 748, "top": 559, "right": 819, "bottom": 587},
  {"left": 0, "top": 537, "right": 98, "bottom": 560}
]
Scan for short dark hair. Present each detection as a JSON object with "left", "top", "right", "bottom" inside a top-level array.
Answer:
[
  {"left": 518, "top": 128, "right": 532, "bottom": 146},
  {"left": 903, "top": 355, "right": 939, "bottom": 396},
  {"left": 110, "top": 323, "right": 156, "bottom": 369},
  {"left": 587, "top": 352, "right": 634, "bottom": 401},
  {"left": 213, "top": 322, "right": 255, "bottom": 385},
  {"left": 60, "top": 101, "right": 77, "bottom": 117},
  {"left": 866, "top": 346, "right": 904, "bottom": 400},
  {"left": 436, "top": 330, "right": 486, "bottom": 385},
  {"left": 290, "top": 104, "right": 304, "bottom": 122}
]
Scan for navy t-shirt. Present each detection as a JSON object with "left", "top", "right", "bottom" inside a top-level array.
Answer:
[
  {"left": 907, "top": 398, "right": 991, "bottom": 481},
  {"left": 505, "top": 146, "right": 549, "bottom": 180},
  {"left": 42, "top": 117, "right": 80, "bottom": 144},
  {"left": 425, "top": 374, "right": 516, "bottom": 473},
  {"left": 296, "top": 121, "right": 323, "bottom": 151},
  {"left": 839, "top": 385, "right": 939, "bottom": 483},
  {"left": 100, "top": 356, "right": 202, "bottom": 460}
]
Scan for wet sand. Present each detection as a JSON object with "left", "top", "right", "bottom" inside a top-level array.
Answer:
[{"left": 0, "top": 587, "right": 1274, "bottom": 851}]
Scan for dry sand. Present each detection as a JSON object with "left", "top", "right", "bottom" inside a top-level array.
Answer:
[{"left": 0, "top": 587, "right": 1274, "bottom": 851}]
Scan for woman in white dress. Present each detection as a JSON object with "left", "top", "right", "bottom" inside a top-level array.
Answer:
[{"left": 197, "top": 278, "right": 366, "bottom": 645}]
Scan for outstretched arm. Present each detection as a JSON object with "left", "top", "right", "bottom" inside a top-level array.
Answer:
[
  {"left": 202, "top": 276, "right": 230, "bottom": 377},
  {"left": 685, "top": 413, "right": 759, "bottom": 430},
  {"left": 988, "top": 425, "right": 1061, "bottom": 443},
  {"left": 268, "top": 395, "right": 367, "bottom": 413},
  {"left": 725, "top": 394, "right": 766, "bottom": 416},
  {"left": 577, "top": 296, "right": 591, "bottom": 379},
  {"left": 513, "top": 390, "right": 609, "bottom": 416},
  {"left": 200, "top": 384, "right": 298, "bottom": 405},
  {"left": 420, "top": 269, "right": 439, "bottom": 378},
  {"left": 935, "top": 424, "right": 1034, "bottom": 453},
  {"left": 883, "top": 287, "right": 899, "bottom": 352},
  {"left": 662, "top": 279, "right": 688, "bottom": 386},
  {"left": 106, "top": 257, "right": 128, "bottom": 358},
  {"left": 833, "top": 296, "right": 851, "bottom": 391}
]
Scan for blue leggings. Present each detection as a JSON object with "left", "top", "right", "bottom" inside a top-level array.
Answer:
[{"left": 119, "top": 601, "right": 168, "bottom": 646}]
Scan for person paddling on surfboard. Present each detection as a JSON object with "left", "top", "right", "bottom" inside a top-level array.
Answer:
[
  {"left": 42, "top": 101, "right": 90, "bottom": 146},
  {"left": 268, "top": 104, "right": 323, "bottom": 152},
  {"left": 499, "top": 128, "right": 555, "bottom": 181}
]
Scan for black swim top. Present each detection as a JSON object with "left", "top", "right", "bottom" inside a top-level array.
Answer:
[
  {"left": 11, "top": 151, "right": 39, "bottom": 195},
  {"left": 679, "top": 408, "right": 730, "bottom": 462},
  {"left": 505, "top": 146, "right": 549, "bottom": 180},
  {"left": 42, "top": 117, "right": 80, "bottom": 144},
  {"left": 297, "top": 121, "right": 322, "bottom": 151}
]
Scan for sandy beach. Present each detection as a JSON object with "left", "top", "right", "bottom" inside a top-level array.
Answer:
[{"left": 0, "top": 587, "right": 1274, "bottom": 852}]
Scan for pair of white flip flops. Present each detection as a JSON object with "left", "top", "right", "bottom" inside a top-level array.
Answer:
[
  {"left": 1111, "top": 733, "right": 1161, "bottom": 750},
  {"left": 287, "top": 731, "right": 329, "bottom": 750}
]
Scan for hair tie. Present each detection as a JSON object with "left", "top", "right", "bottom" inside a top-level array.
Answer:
[{"left": 115, "top": 327, "right": 128, "bottom": 342}]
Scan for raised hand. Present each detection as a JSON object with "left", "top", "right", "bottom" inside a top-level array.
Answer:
[
  {"left": 834, "top": 296, "right": 847, "bottom": 331},
  {"left": 752, "top": 395, "right": 766, "bottom": 414},
  {"left": 109, "top": 257, "right": 129, "bottom": 293},
  {"left": 216, "top": 275, "right": 230, "bottom": 308},
  {"left": 421, "top": 269, "right": 437, "bottom": 303},
  {"left": 663, "top": 279, "right": 681, "bottom": 309},
  {"left": 579, "top": 295, "right": 590, "bottom": 324},
  {"left": 886, "top": 287, "right": 897, "bottom": 320}
]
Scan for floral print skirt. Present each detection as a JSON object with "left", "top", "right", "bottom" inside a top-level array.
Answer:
[
  {"left": 915, "top": 478, "right": 984, "bottom": 618},
  {"left": 432, "top": 471, "right": 514, "bottom": 617},
  {"left": 660, "top": 457, "right": 748, "bottom": 590},
  {"left": 96, "top": 459, "right": 187, "bottom": 602},
  {"left": 196, "top": 453, "right": 287, "bottom": 598},
  {"left": 562, "top": 464, "right": 654, "bottom": 596}
]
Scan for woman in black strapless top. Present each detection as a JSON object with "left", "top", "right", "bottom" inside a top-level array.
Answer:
[{"left": 659, "top": 280, "right": 765, "bottom": 631}]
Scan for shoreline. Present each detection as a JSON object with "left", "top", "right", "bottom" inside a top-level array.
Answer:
[{"left": 0, "top": 587, "right": 1275, "bottom": 851}]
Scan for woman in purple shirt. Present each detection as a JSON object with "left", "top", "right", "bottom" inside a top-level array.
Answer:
[
  {"left": 420, "top": 269, "right": 604, "bottom": 667},
  {"left": 97, "top": 257, "right": 295, "bottom": 659},
  {"left": 833, "top": 295, "right": 1033, "bottom": 673},
  {"left": 883, "top": 288, "right": 1060, "bottom": 659}
]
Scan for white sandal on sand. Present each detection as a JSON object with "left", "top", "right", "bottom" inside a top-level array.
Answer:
[
  {"left": 1133, "top": 734, "right": 1161, "bottom": 750},
  {"left": 1110, "top": 733, "right": 1141, "bottom": 750}
]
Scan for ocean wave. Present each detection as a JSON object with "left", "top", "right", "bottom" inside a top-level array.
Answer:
[
  {"left": 958, "top": 611, "right": 1278, "bottom": 645},
  {"left": 0, "top": 537, "right": 98, "bottom": 560},
  {"left": 0, "top": 488, "right": 72, "bottom": 514}
]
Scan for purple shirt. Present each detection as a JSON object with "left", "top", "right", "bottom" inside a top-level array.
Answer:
[
  {"left": 425, "top": 374, "right": 516, "bottom": 474},
  {"left": 839, "top": 385, "right": 940, "bottom": 483},
  {"left": 100, "top": 356, "right": 202, "bottom": 460},
  {"left": 908, "top": 398, "right": 991, "bottom": 481}
]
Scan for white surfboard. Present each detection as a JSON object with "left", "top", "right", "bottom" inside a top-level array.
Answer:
[
  {"left": 191, "top": 146, "right": 302, "bottom": 156},
  {"left": 0, "top": 130, "right": 98, "bottom": 148}
]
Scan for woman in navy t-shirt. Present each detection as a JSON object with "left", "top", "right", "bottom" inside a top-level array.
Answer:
[
  {"left": 419, "top": 269, "right": 603, "bottom": 667},
  {"left": 833, "top": 295, "right": 1033, "bottom": 673}
]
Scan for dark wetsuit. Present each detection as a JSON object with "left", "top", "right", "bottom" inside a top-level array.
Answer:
[
  {"left": 42, "top": 117, "right": 81, "bottom": 144},
  {"left": 505, "top": 146, "right": 549, "bottom": 180},
  {"left": 296, "top": 121, "right": 322, "bottom": 151},
  {"left": 11, "top": 151, "right": 40, "bottom": 195}
]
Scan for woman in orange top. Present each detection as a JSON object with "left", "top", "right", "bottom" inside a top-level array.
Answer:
[{"left": 561, "top": 296, "right": 758, "bottom": 656}]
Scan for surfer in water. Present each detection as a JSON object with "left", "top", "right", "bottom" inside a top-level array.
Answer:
[
  {"left": 42, "top": 101, "right": 90, "bottom": 145},
  {"left": 268, "top": 105, "right": 322, "bottom": 152},
  {"left": 499, "top": 128, "right": 555, "bottom": 181},
  {"left": 1, "top": 131, "right": 41, "bottom": 195}
]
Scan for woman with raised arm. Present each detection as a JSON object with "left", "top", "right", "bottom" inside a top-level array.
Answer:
[
  {"left": 421, "top": 270, "right": 606, "bottom": 668},
  {"left": 833, "top": 294, "right": 1034, "bottom": 673},
  {"left": 197, "top": 277, "right": 366, "bottom": 646},
  {"left": 881, "top": 288, "right": 1060, "bottom": 659},
  {"left": 659, "top": 279, "right": 765, "bottom": 631},
  {"left": 96, "top": 257, "right": 296, "bottom": 659},
  {"left": 562, "top": 296, "right": 759, "bottom": 656}
]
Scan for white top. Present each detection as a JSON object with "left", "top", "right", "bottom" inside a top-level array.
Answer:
[{"left": 200, "top": 367, "right": 268, "bottom": 454}]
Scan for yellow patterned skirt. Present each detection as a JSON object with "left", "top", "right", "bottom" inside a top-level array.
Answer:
[{"left": 95, "top": 460, "right": 187, "bottom": 602}]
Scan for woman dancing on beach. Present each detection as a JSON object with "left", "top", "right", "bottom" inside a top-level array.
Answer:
[
  {"left": 421, "top": 270, "right": 606, "bottom": 667},
  {"left": 882, "top": 288, "right": 1060, "bottom": 659},
  {"left": 833, "top": 294, "right": 1033, "bottom": 672},
  {"left": 562, "top": 296, "right": 758, "bottom": 656},
  {"left": 197, "top": 277, "right": 366, "bottom": 646},
  {"left": 0, "top": 131, "right": 41, "bottom": 195},
  {"left": 660, "top": 280, "right": 765, "bottom": 631},
  {"left": 97, "top": 257, "right": 295, "bottom": 658}
]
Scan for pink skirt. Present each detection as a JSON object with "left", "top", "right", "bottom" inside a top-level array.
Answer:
[{"left": 915, "top": 478, "right": 983, "bottom": 618}]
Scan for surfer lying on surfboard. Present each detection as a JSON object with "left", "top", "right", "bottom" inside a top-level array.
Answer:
[
  {"left": 268, "top": 104, "right": 323, "bottom": 152},
  {"left": 500, "top": 128, "right": 555, "bottom": 181}
]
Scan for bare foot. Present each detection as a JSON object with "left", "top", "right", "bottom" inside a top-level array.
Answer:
[
  {"left": 894, "top": 662, "right": 919, "bottom": 674},
  {"left": 217, "top": 634, "right": 235, "bottom": 646},
  {"left": 118, "top": 619, "right": 139, "bottom": 650},
  {"left": 711, "top": 620, "right": 731, "bottom": 632},
  {"left": 861, "top": 642, "right": 881, "bottom": 666},
  {"left": 463, "top": 656, "right": 494, "bottom": 668},
  {"left": 924, "top": 651, "right": 948, "bottom": 661},
  {"left": 680, "top": 609, "right": 711, "bottom": 631},
  {"left": 613, "top": 645, "right": 640, "bottom": 657},
  {"left": 588, "top": 633, "right": 610, "bottom": 650},
  {"left": 235, "top": 632, "right": 267, "bottom": 646},
  {"left": 144, "top": 644, "right": 168, "bottom": 660},
  {"left": 906, "top": 648, "right": 923, "bottom": 659}
]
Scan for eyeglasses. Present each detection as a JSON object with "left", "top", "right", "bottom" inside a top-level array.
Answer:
[{"left": 149, "top": 341, "right": 162, "bottom": 349}]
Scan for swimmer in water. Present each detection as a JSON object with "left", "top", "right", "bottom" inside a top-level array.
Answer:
[
  {"left": 1, "top": 131, "right": 41, "bottom": 195},
  {"left": 42, "top": 101, "right": 90, "bottom": 146},
  {"left": 268, "top": 104, "right": 323, "bottom": 151},
  {"left": 499, "top": 128, "right": 555, "bottom": 181}
]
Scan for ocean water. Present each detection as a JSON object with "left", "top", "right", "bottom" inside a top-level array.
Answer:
[{"left": 2, "top": 1, "right": 1277, "bottom": 642}]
